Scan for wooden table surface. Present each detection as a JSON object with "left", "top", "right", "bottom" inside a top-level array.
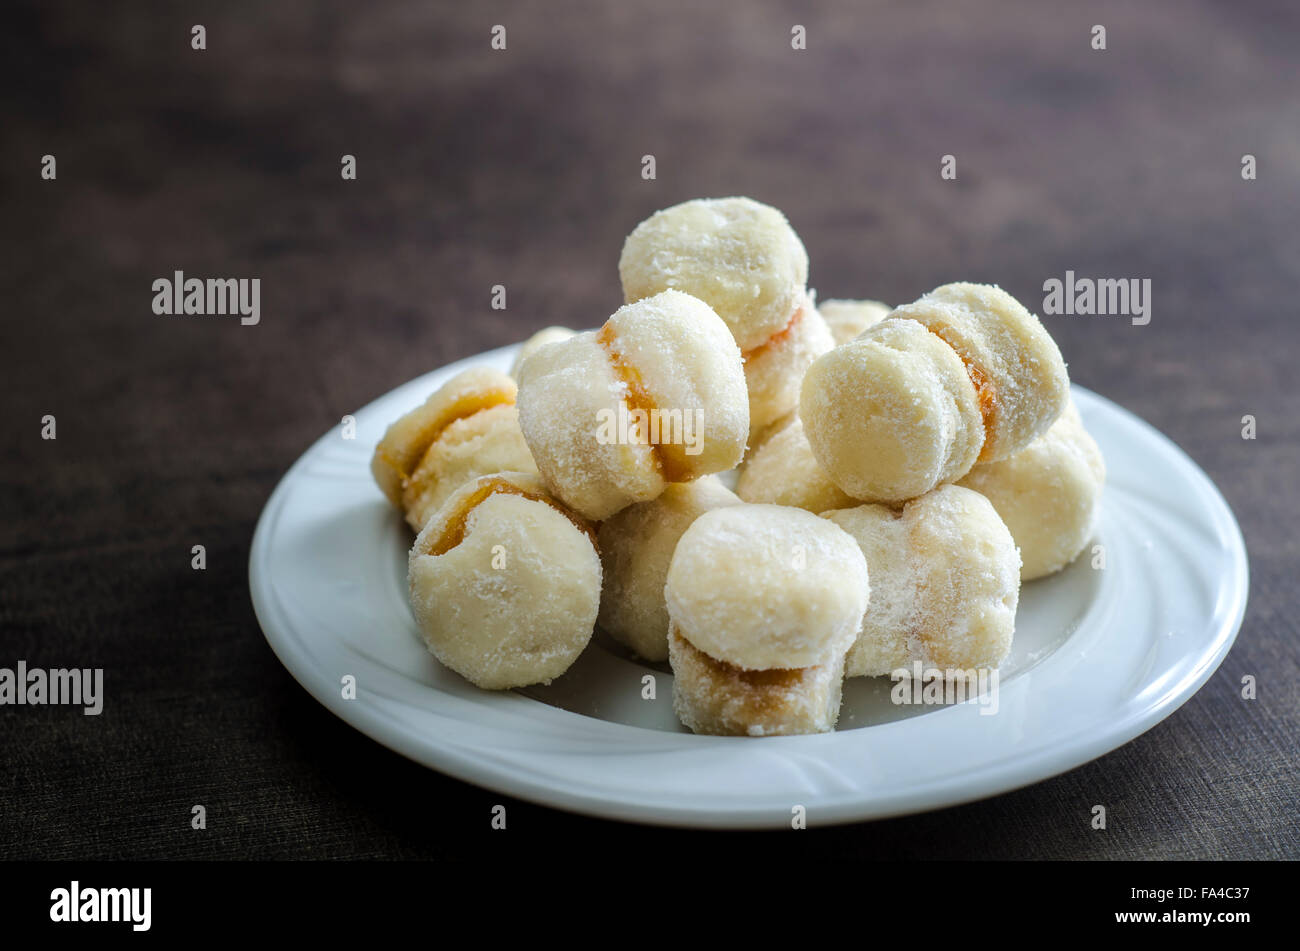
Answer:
[{"left": 2, "top": 0, "right": 1296, "bottom": 858}]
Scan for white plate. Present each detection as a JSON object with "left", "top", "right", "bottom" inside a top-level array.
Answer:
[{"left": 249, "top": 344, "right": 1249, "bottom": 828}]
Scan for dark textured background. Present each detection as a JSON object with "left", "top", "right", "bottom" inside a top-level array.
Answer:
[{"left": 2, "top": 0, "right": 1296, "bottom": 859}]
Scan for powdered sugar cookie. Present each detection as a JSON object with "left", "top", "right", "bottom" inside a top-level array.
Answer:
[
  {"left": 801, "top": 318, "right": 984, "bottom": 502},
  {"left": 619, "top": 197, "right": 821, "bottom": 434},
  {"left": 824, "top": 484, "right": 1020, "bottom": 677},
  {"left": 665, "top": 504, "right": 868, "bottom": 735},
  {"left": 516, "top": 289, "right": 748, "bottom": 520},
  {"left": 372, "top": 367, "right": 536, "bottom": 530},
  {"left": 801, "top": 283, "right": 1069, "bottom": 502},
  {"left": 407, "top": 472, "right": 600, "bottom": 689}
]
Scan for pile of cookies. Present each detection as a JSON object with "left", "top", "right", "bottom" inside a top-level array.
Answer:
[{"left": 371, "top": 197, "right": 1105, "bottom": 736}]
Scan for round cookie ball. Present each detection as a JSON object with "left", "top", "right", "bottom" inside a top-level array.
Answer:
[
  {"left": 735, "top": 414, "right": 856, "bottom": 513},
  {"left": 818, "top": 298, "right": 890, "bottom": 345},
  {"left": 908, "top": 486, "right": 1020, "bottom": 670},
  {"left": 957, "top": 400, "right": 1104, "bottom": 580},
  {"left": 510, "top": 326, "right": 577, "bottom": 379},
  {"left": 408, "top": 472, "right": 600, "bottom": 690},
  {"left": 516, "top": 289, "right": 748, "bottom": 520},
  {"left": 401, "top": 402, "right": 536, "bottom": 532},
  {"left": 619, "top": 197, "right": 809, "bottom": 352},
  {"left": 516, "top": 327, "right": 660, "bottom": 521},
  {"left": 742, "top": 295, "right": 835, "bottom": 438},
  {"left": 825, "top": 484, "right": 1020, "bottom": 676},
  {"left": 371, "top": 367, "right": 518, "bottom": 509},
  {"left": 601, "top": 289, "right": 749, "bottom": 479},
  {"left": 597, "top": 478, "right": 742, "bottom": 662},
  {"left": 665, "top": 503, "right": 869, "bottom": 671},
  {"left": 800, "top": 319, "right": 985, "bottom": 503},
  {"left": 888, "top": 282, "right": 1069, "bottom": 463}
]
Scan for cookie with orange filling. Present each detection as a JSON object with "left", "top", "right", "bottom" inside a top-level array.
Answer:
[
  {"left": 371, "top": 367, "right": 538, "bottom": 531},
  {"left": 516, "top": 289, "right": 748, "bottom": 521},
  {"left": 407, "top": 471, "right": 600, "bottom": 689},
  {"left": 665, "top": 504, "right": 868, "bottom": 736},
  {"left": 619, "top": 197, "right": 826, "bottom": 435},
  {"left": 801, "top": 283, "right": 1068, "bottom": 503}
]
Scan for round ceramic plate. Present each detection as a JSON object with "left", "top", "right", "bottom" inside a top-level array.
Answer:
[{"left": 249, "top": 344, "right": 1249, "bottom": 828}]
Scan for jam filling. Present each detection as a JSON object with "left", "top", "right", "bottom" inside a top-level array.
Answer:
[
  {"left": 673, "top": 626, "right": 811, "bottom": 688},
  {"left": 420, "top": 477, "right": 595, "bottom": 557},
  {"left": 595, "top": 324, "right": 691, "bottom": 483},
  {"left": 384, "top": 389, "right": 516, "bottom": 485},
  {"left": 922, "top": 324, "right": 998, "bottom": 457}
]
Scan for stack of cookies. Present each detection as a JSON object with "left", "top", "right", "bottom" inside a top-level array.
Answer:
[{"left": 371, "top": 197, "right": 1105, "bottom": 737}]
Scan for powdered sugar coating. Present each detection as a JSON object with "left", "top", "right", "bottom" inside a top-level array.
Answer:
[
  {"left": 665, "top": 504, "right": 869, "bottom": 670},
  {"left": 597, "top": 478, "right": 742, "bottom": 662},
  {"left": 825, "top": 484, "right": 1020, "bottom": 677},
  {"left": 818, "top": 298, "right": 890, "bottom": 345},
  {"left": 889, "top": 282, "right": 1069, "bottom": 462},
  {"left": 371, "top": 366, "right": 516, "bottom": 508},
  {"left": 800, "top": 319, "right": 984, "bottom": 503},
  {"left": 742, "top": 296, "right": 835, "bottom": 438},
  {"left": 604, "top": 289, "right": 748, "bottom": 478},
  {"left": 408, "top": 473, "right": 600, "bottom": 690},
  {"left": 820, "top": 505, "right": 914, "bottom": 677},
  {"left": 735, "top": 414, "right": 856, "bottom": 513},
  {"left": 401, "top": 403, "right": 536, "bottom": 532},
  {"left": 516, "top": 330, "right": 663, "bottom": 520},
  {"left": 516, "top": 291, "right": 747, "bottom": 520},
  {"left": 958, "top": 400, "right": 1105, "bottom": 580},
  {"left": 909, "top": 486, "right": 1020, "bottom": 669},
  {"left": 619, "top": 197, "right": 809, "bottom": 352},
  {"left": 668, "top": 627, "right": 846, "bottom": 736}
]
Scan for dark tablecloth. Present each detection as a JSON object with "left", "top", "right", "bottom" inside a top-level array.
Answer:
[{"left": 2, "top": 0, "right": 1296, "bottom": 859}]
